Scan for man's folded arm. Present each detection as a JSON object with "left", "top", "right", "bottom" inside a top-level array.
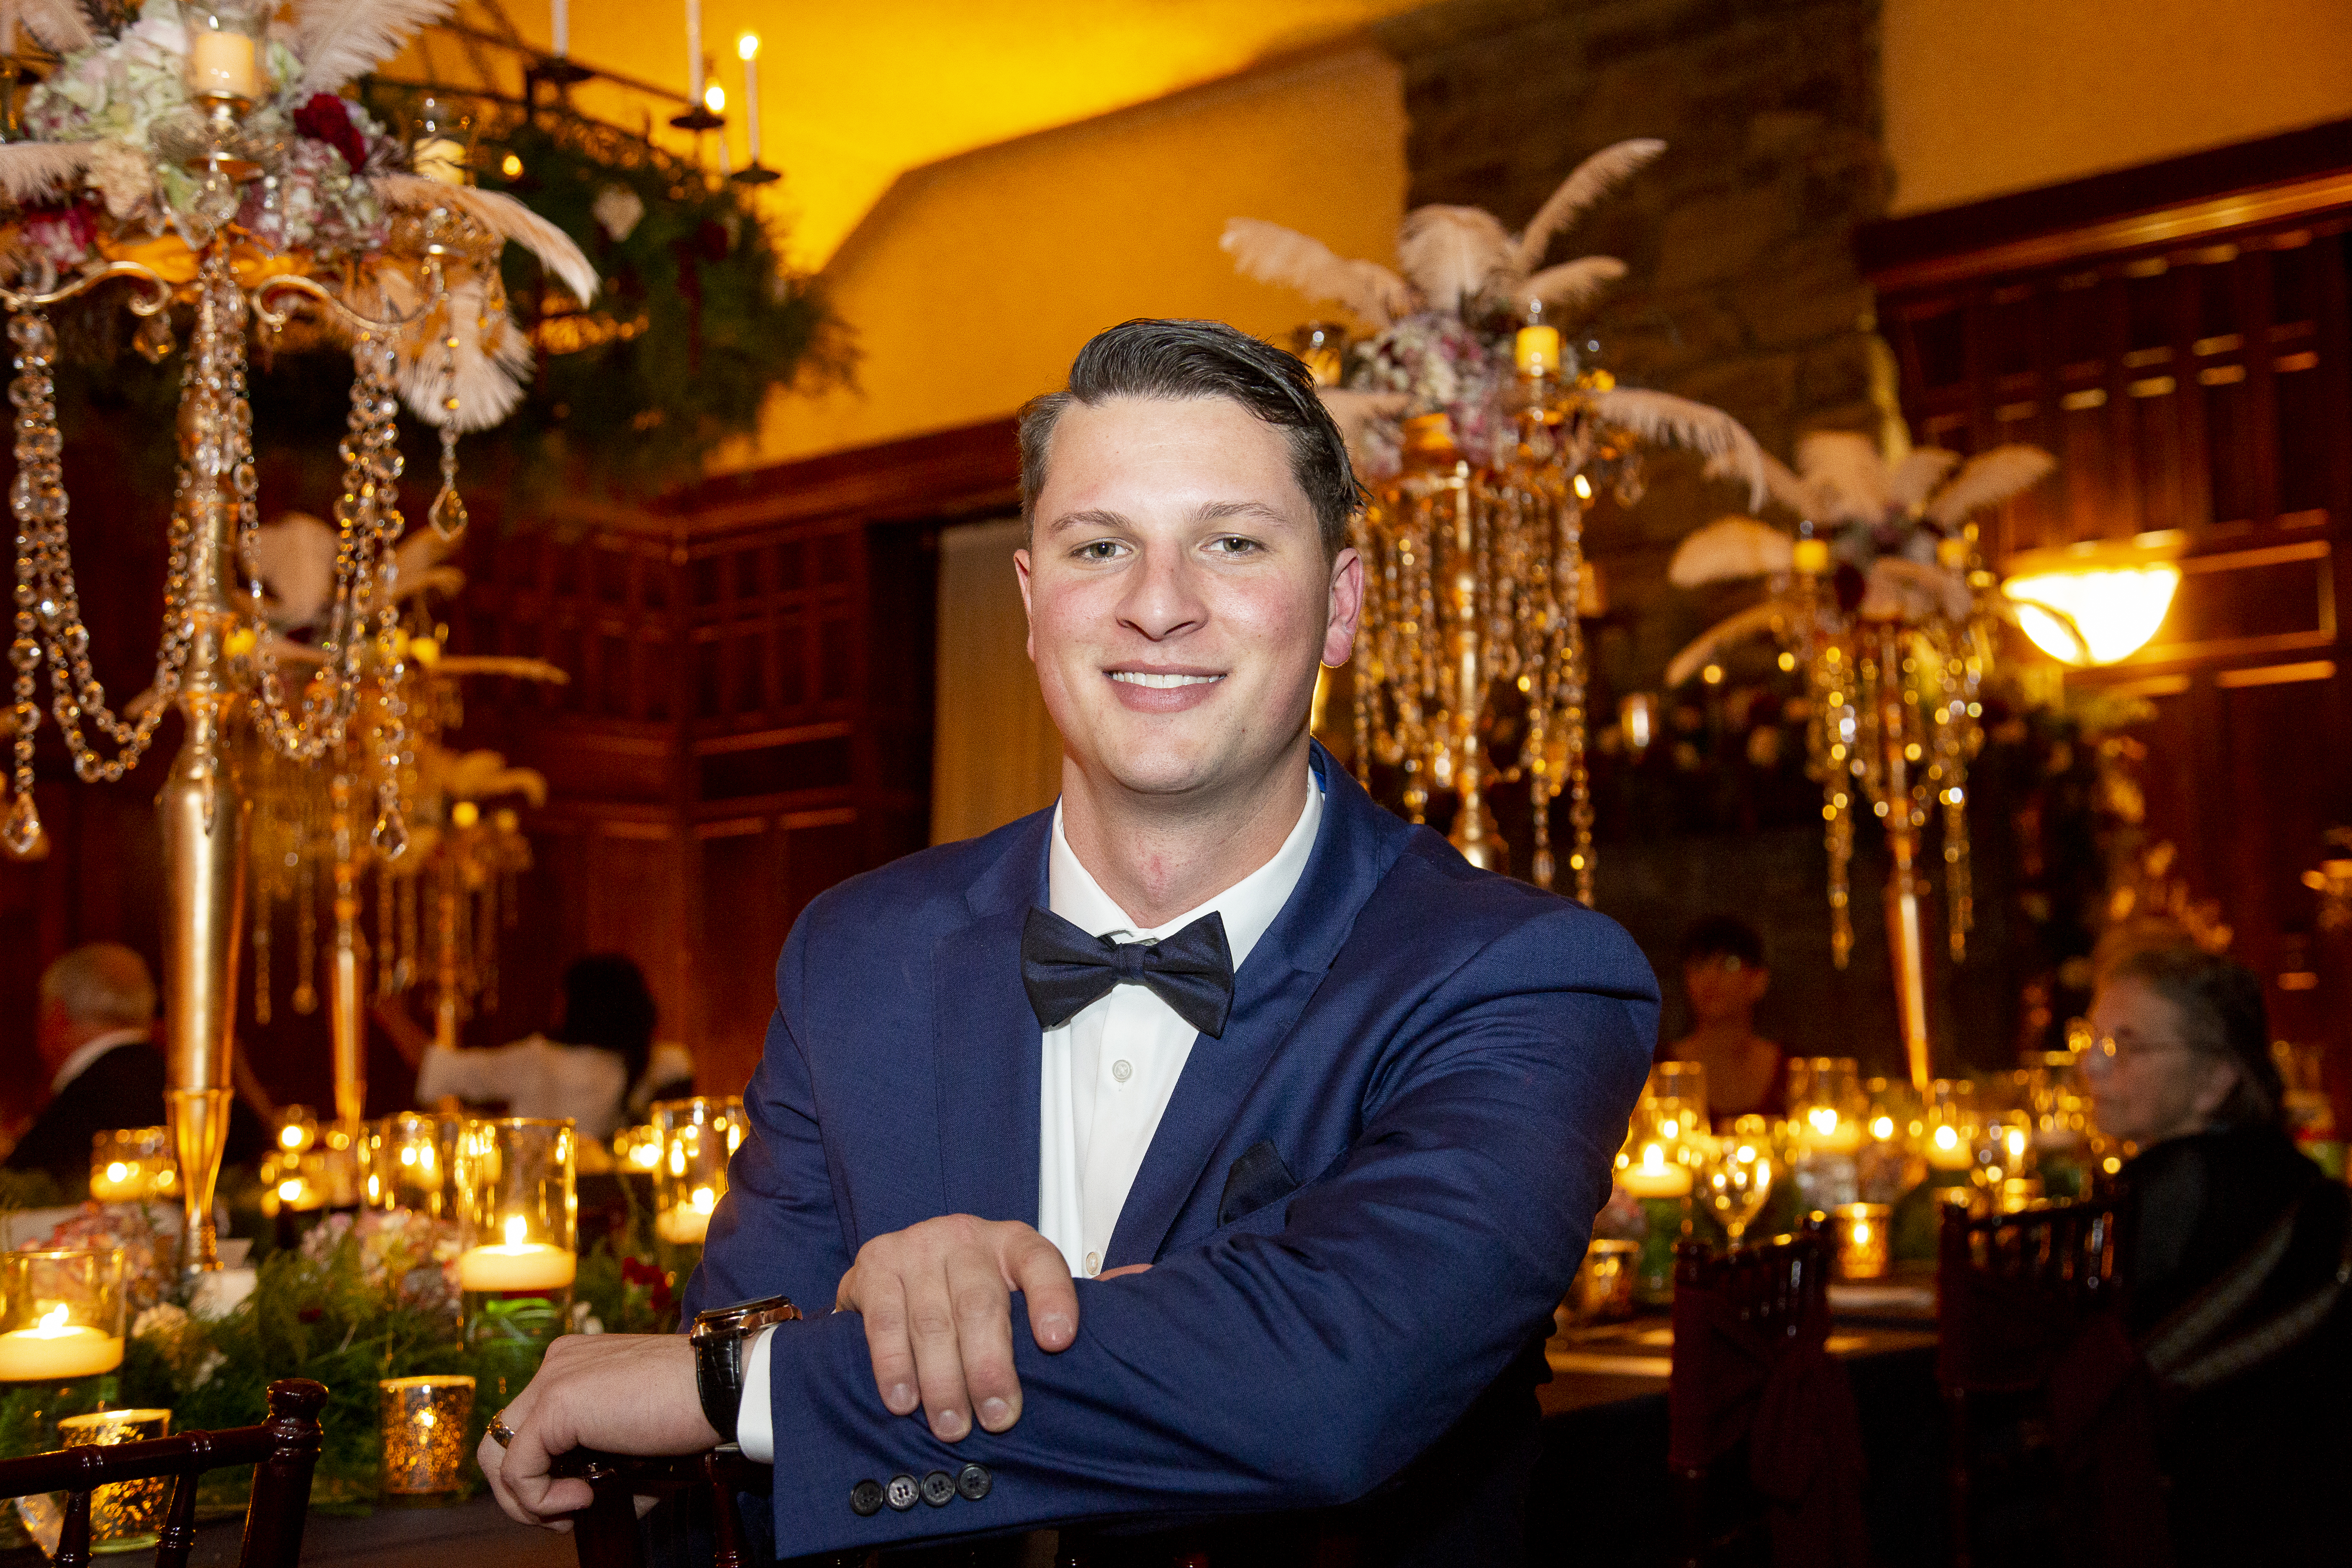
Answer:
[{"left": 757, "top": 913, "right": 1656, "bottom": 1556}]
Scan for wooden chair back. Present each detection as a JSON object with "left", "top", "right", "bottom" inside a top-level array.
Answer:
[
  {"left": 553, "top": 1446, "right": 781, "bottom": 1568},
  {"left": 1668, "top": 1223, "right": 1837, "bottom": 1568},
  {"left": 0, "top": 1378, "right": 325, "bottom": 1568},
  {"left": 1936, "top": 1196, "right": 2131, "bottom": 1568}
]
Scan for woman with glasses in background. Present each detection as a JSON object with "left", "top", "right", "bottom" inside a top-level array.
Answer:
[{"left": 2082, "top": 942, "right": 2349, "bottom": 1561}]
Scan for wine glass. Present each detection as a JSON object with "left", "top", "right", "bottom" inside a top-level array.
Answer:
[{"left": 1700, "top": 1130, "right": 1775, "bottom": 1246}]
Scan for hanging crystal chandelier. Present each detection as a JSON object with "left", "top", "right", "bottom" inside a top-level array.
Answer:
[
  {"left": 1225, "top": 140, "right": 1767, "bottom": 901},
  {"left": 0, "top": 0, "right": 593, "bottom": 1271}
]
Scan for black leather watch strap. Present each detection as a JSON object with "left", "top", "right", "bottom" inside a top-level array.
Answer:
[{"left": 689, "top": 1295, "right": 801, "bottom": 1444}]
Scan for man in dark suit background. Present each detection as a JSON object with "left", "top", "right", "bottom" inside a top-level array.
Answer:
[
  {"left": 7, "top": 943, "right": 165, "bottom": 1186},
  {"left": 482, "top": 319, "right": 1658, "bottom": 1563}
]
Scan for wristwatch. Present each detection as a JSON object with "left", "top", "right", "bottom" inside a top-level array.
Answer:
[{"left": 689, "top": 1295, "right": 801, "bottom": 1445}]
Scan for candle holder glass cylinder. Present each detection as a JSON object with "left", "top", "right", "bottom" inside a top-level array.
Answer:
[
  {"left": 454, "top": 1119, "right": 575, "bottom": 1398},
  {"left": 1827, "top": 1203, "right": 1892, "bottom": 1280},
  {"left": 408, "top": 96, "right": 475, "bottom": 186},
  {"left": 274, "top": 1105, "right": 320, "bottom": 1160},
  {"left": 652, "top": 1097, "right": 745, "bottom": 1247},
  {"left": 379, "top": 1376, "right": 475, "bottom": 1504},
  {"left": 611, "top": 1124, "right": 663, "bottom": 1176},
  {"left": 179, "top": 3, "right": 267, "bottom": 103},
  {"left": 1640, "top": 1060, "right": 1708, "bottom": 1141},
  {"left": 369, "top": 1112, "right": 463, "bottom": 1218},
  {"left": 1564, "top": 1238, "right": 1640, "bottom": 1325},
  {"left": 0, "top": 1250, "right": 126, "bottom": 1385},
  {"left": 88, "top": 1129, "right": 177, "bottom": 1203}
]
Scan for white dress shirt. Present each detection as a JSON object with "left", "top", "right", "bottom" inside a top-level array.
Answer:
[
  {"left": 738, "top": 773, "right": 1323, "bottom": 1462},
  {"left": 413, "top": 1033, "right": 632, "bottom": 1139},
  {"left": 50, "top": 1027, "right": 153, "bottom": 1095}
]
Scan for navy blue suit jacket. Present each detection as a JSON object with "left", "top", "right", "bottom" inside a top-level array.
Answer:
[{"left": 684, "top": 747, "right": 1658, "bottom": 1558}]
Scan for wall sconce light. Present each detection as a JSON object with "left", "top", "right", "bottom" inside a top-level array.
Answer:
[{"left": 2000, "top": 532, "right": 2184, "bottom": 667}]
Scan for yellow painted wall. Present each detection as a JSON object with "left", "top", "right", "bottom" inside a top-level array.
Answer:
[
  {"left": 1883, "top": 0, "right": 2352, "bottom": 214},
  {"left": 716, "top": 44, "right": 1406, "bottom": 470}
]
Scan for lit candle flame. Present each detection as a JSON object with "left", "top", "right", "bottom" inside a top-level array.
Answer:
[
  {"left": 1933, "top": 1124, "right": 1959, "bottom": 1152},
  {"left": 1808, "top": 1107, "right": 1839, "bottom": 1136},
  {"left": 503, "top": 1215, "right": 528, "bottom": 1248},
  {"left": 1870, "top": 1115, "right": 1895, "bottom": 1140},
  {"left": 32, "top": 1304, "right": 69, "bottom": 1336},
  {"left": 691, "top": 1186, "right": 715, "bottom": 1214}
]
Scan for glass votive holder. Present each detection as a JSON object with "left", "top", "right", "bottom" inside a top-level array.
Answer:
[
  {"left": 0, "top": 1250, "right": 126, "bottom": 1383},
  {"left": 1828, "top": 1203, "right": 1892, "bottom": 1280},
  {"left": 455, "top": 1119, "right": 575, "bottom": 1399},
  {"left": 1923, "top": 1078, "right": 1979, "bottom": 1173},
  {"left": 1564, "top": 1239, "right": 1640, "bottom": 1324},
  {"left": 1640, "top": 1060, "right": 1708, "bottom": 1141},
  {"left": 652, "top": 1097, "right": 745, "bottom": 1247},
  {"left": 60, "top": 1408, "right": 171, "bottom": 1550},
  {"left": 180, "top": 2, "right": 267, "bottom": 103},
  {"left": 88, "top": 1129, "right": 175, "bottom": 1203},
  {"left": 379, "top": 1376, "right": 475, "bottom": 1502},
  {"left": 370, "top": 1112, "right": 462, "bottom": 1218}
]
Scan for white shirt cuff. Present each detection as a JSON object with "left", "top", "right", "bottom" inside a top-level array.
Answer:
[{"left": 734, "top": 1324, "right": 777, "bottom": 1463}]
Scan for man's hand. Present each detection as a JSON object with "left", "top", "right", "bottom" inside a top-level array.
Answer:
[
  {"left": 478, "top": 1333, "right": 718, "bottom": 1530},
  {"left": 834, "top": 1214, "right": 1077, "bottom": 1442}
]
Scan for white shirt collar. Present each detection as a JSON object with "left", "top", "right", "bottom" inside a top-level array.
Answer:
[
  {"left": 1048, "top": 770, "right": 1324, "bottom": 974},
  {"left": 51, "top": 1027, "right": 152, "bottom": 1096}
]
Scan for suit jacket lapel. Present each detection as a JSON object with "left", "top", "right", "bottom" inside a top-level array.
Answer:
[
  {"left": 934, "top": 813, "right": 1050, "bottom": 1226},
  {"left": 1104, "top": 747, "right": 1402, "bottom": 1268}
]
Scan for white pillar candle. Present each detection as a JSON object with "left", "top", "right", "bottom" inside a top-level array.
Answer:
[
  {"left": 1618, "top": 1144, "right": 1693, "bottom": 1199},
  {"left": 552, "top": 0, "right": 569, "bottom": 57},
  {"left": 738, "top": 34, "right": 761, "bottom": 164},
  {"left": 684, "top": 0, "right": 703, "bottom": 108},
  {"left": 655, "top": 1185, "right": 719, "bottom": 1245},
  {"left": 0, "top": 1308, "right": 124, "bottom": 1382},
  {"left": 188, "top": 28, "right": 259, "bottom": 100},
  {"left": 457, "top": 1241, "right": 577, "bottom": 1293}
]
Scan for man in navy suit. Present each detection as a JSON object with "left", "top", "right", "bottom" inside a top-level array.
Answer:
[{"left": 484, "top": 319, "right": 1657, "bottom": 1562}]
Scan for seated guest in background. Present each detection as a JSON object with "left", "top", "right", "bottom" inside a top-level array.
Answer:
[
  {"left": 410, "top": 954, "right": 660, "bottom": 1139},
  {"left": 480, "top": 318, "right": 1656, "bottom": 1563},
  {"left": 1663, "top": 914, "right": 1782, "bottom": 1120},
  {"left": 2084, "top": 942, "right": 2350, "bottom": 1560},
  {"left": 6, "top": 944, "right": 164, "bottom": 1185},
  {"left": 627, "top": 1038, "right": 696, "bottom": 1121}
]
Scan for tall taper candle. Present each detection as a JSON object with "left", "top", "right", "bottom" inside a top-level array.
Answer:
[
  {"left": 552, "top": 0, "right": 568, "bottom": 56},
  {"left": 684, "top": 0, "right": 703, "bottom": 106},
  {"left": 739, "top": 33, "right": 761, "bottom": 164}
]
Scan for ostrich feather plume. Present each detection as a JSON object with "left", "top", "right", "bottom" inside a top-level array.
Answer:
[
  {"left": 394, "top": 272, "right": 532, "bottom": 431},
  {"left": 5, "top": 0, "right": 92, "bottom": 54},
  {"left": 1669, "top": 517, "right": 1796, "bottom": 588},
  {"left": 1665, "top": 601, "right": 1782, "bottom": 689},
  {"left": 1510, "top": 256, "right": 1626, "bottom": 315},
  {"left": 0, "top": 141, "right": 100, "bottom": 204},
  {"left": 1219, "top": 217, "right": 1410, "bottom": 327},
  {"left": 389, "top": 524, "right": 463, "bottom": 602},
  {"left": 293, "top": 0, "right": 460, "bottom": 98},
  {"left": 1757, "top": 451, "right": 1818, "bottom": 516},
  {"left": 247, "top": 511, "right": 339, "bottom": 629},
  {"left": 1592, "top": 387, "right": 1767, "bottom": 509},
  {"left": 1859, "top": 558, "right": 1974, "bottom": 624},
  {"left": 1508, "top": 138, "right": 1666, "bottom": 279},
  {"left": 1888, "top": 447, "right": 1959, "bottom": 512},
  {"left": 375, "top": 174, "right": 598, "bottom": 306},
  {"left": 1396, "top": 204, "right": 1511, "bottom": 311},
  {"left": 1924, "top": 444, "right": 2056, "bottom": 526},
  {"left": 1797, "top": 431, "right": 1892, "bottom": 524},
  {"left": 1317, "top": 388, "right": 1410, "bottom": 462}
]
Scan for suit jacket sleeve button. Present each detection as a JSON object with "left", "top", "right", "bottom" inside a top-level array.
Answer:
[
  {"left": 955, "top": 1462, "right": 992, "bottom": 1501},
  {"left": 850, "top": 1480, "right": 884, "bottom": 1517},
  {"left": 920, "top": 1470, "right": 955, "bottom": 1507},
  {"left": 885, "top": 1474, "right": 920, "bottom": 1512}
]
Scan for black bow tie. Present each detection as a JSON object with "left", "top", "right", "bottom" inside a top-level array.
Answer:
[{"left": 1020, "top": 906, "right": 1235, "bottom": 1039}]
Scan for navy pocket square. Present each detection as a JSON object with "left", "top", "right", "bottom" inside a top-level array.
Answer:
[{"left": 1218, "top": 1139, "right": 1299, "bottom": 1226}]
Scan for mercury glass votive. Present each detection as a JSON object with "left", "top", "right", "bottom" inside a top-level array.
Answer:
[
  {"left": 379, "top": 1376, "right": 475, "bottom": 1501},
  {"left": 0, "top": 1250, "right": 125, "bottom": 1383},
  {"left": 1828, "top": 1203, "right": 1892, "bottom": 1280},
  {"left": 59, "top": 1408, "right": 171, "bottom": 1551},
  {"left": 652, "top": 1098, "right": 745, "bottom": 1247},
  {"left": 88, "top": 1129, "right": 176, "bottom": 1203}
]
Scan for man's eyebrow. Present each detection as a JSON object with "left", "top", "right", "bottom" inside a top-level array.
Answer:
[
  {"left": 1042, "top": 508, "right": 1129, "bottom": 537},
  {"left": 1194, "top": 500, "right": 1291, "bottom": 525}
]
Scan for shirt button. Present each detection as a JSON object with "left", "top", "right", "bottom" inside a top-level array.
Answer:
[
  {"left": 1084, "top": 1251, "right": 1101, "bottom": 1276},
  {"left": 1112, "top": 1059, "right": 1133, "bottom": 1083}
]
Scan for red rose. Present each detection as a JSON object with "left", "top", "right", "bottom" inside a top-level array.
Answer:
[{"left": 294, "top": 92, "right": 369, "bottom": 176}]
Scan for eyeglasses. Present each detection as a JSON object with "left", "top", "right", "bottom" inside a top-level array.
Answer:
[{"left": 2081, "top": 1033, "right": 2191, "bottom": 1071}]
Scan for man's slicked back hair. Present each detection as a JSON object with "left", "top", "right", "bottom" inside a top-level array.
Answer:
[{"left": 1017, "top": 318, "right": 1361, "bottom": 560}]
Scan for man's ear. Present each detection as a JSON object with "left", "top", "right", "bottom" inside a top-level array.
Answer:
[
  {"left": 1746, "top": 967, "right": 1771, "bottom": 1004},
  {"left": 1323, "top": 545, "right": 1363, "bottom": 667},
  {"left": 2188, "top": 1054, "right": 2242, "bottom": 1124},
  {"left": 1014, "top": 547, "right": 1035, "bottom": 663}
]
